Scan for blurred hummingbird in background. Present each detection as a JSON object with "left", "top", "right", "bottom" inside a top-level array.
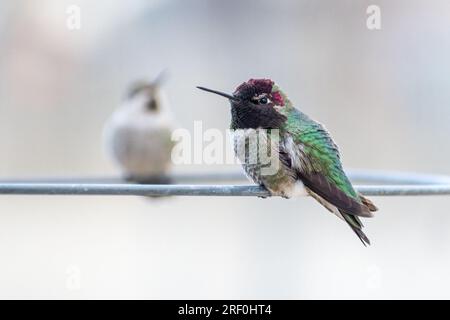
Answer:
[
  {"left": 197, "top": 79, "right": 378, "bottom": 245},
  {"left": 103, "top": 72, "right": 175, "bottom": 183}
]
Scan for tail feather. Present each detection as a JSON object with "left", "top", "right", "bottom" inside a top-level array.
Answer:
[
  {"left": 341, "top": 212, "right": 370, "bottom": 246},
  {"left": 306, "top": 188, "right": 372, "bottom": 246}
]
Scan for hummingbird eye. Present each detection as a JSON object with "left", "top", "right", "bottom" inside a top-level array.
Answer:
[
  {"left": 259, "top": 97, "right": 268, "bottom": 104},
  {"left": 251, "top": 95, "right": 270, "bottom": 105}
]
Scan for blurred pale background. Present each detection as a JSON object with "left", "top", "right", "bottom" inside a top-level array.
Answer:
[{"left": 0, "top": 0, "right": 450, "bottom": 299}]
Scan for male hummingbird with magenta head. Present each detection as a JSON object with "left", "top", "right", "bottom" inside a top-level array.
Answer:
[{"left": 197, "top": 79, "right": 377, "bottom": 245}]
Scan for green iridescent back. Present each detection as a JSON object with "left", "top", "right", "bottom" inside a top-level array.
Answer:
[{"left": 272, "top": 86, "right": 359, "bottom": 201}]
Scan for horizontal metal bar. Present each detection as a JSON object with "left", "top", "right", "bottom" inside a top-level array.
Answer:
[
  {"left": 0, "top": 183, "right": 270, "bottom": 197},
  {"left": 0, "top": 183, "right": 450, "bottom": 197},
  {"left": 356, "top": 185, "right": 450, "bottom": 196}
]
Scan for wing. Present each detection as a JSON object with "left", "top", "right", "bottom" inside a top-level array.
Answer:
[{"left": 283, "top": 109, "right": 373, "bottom": 218}]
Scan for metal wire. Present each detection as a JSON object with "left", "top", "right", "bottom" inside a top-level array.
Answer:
[
  {"left": 0, "top": 183, "right": 449, "bottom": 197},
  {"left": 0, "top": 170, "right": 449, "bottom": 197}
]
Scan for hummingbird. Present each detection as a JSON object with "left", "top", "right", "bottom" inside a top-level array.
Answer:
[
  {"left": 103, "top": 72, "right": 175, "bottom": 183},
  {"left": 197, "top": 79, "right": 378, "bottom": 245}
]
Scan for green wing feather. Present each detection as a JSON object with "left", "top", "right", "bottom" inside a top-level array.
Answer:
[
  {"left": 281, "top": 108, "right": 374, "bottom": 245},
  {"left": 282, "top": 109, "right": 373, "bottom": 218}
]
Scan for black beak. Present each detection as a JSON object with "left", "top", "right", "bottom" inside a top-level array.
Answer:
[{"left": 196, "top": 86, "right": 239, "bottom": 101}]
